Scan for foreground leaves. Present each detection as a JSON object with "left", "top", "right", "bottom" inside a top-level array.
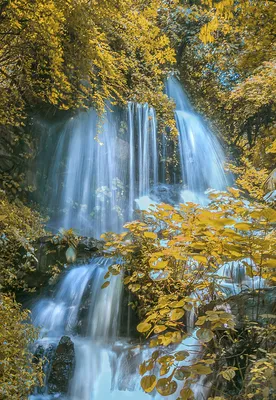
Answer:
[
  {"left": 102, "top": 189, "right": 276, "bottom": 396},
  {"left": 0, "top": 295, "right": 44, "bottom": 399}
]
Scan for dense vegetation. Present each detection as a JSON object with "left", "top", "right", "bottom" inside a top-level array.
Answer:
[
  {"left": 0, "top": 0, "right": 275, "bottom": 398},
  {"left": 0, "top": 295, "right": 43, "bottom": 399},
  {"left": 103, "top": 187, "right": 276, "bottom": 398}
]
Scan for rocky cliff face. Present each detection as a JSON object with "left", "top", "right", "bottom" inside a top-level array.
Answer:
[{"left": 16, "top": 236, "right": 104, "bottom": 305}]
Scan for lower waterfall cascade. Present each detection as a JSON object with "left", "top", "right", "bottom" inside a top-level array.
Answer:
[{"left": 29, "top": 78, "right": 261, "bottom": 400}]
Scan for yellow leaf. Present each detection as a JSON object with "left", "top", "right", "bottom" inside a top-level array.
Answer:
[
  {"left": 234, "top": 222, "right": 252, "bottom": 231},
  {"left": 101, "top": 281, "right": 110, "bottom": 289},
  {"left": 124, "top": 276, "right": 132, "bottom": 284},
  {"left": 180, "top": 387, "right": 194, "bottom": 399},
  {"left": 260, "top": 208, "right": 276, "bottom": 223},
  {"left": 160, "top": 365, "right": 170, "bottom": 376},
  {"left": 154, "top": 325, "right": 167, "bottom": 334},
  {"left": 170, "top": 299, "right": 185, "bottom": 308},
  {"left": 144, "top": 232, "right": 157, "bottom": 239},
  {"left": 139, "top": 362, "right": 147, "bottom": 376},
  {"left": 137, "top": 321, "right": 152, "bottom": 333},
  {"left": 263, "top": 258, "right": 276, "bottom": 268},
  {"left": 150, "top": 259, "right": 169, "bottom": 270},
  {"left": 156, "top": 378, "right": 177, "bottom": 396},
  {"left": 219, "top": 368, "right": 236, "bottom": 381},
  {"left": 170, "top": 309, "right": 184, "bottom": 321},
  {"left": 193, "top": 255, "right": 208, "bottom": 264},
  {"left": 141, "top": 375, "right": 157, "bottom": 393}
]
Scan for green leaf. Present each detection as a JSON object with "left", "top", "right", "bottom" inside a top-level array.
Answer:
[
  {"left": 174, "top": 367, "right": 190, "bottom": 381},
  {"left": 175, "top": 350, "right": 189, "bottom": 361},
  {"left": 152, "top": 350, "right": 160, "bottom": 360},
  {"left": 191, "top": 364, "right": 212, "bottom": 375},
  {"left": 104, "top": 271, "right": 110, "bottom": 280},
  {"left": 196, "top": 328, "right": 214, "bottom": 343}
]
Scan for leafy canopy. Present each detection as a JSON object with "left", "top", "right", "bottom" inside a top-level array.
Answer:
[{"left": 0, "top": 0, "right": 177, "bottom": 128}]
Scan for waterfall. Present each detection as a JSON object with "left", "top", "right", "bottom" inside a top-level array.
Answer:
[
  {"left": 166, "top": 77, "right": 229, "bottom": 204},
  {"left": 39, "top": 103, "right": 158, "bottom": 238},
  {"left": 36, "top": 78, "right": 230, "bottom": 237},
  {"left": 31, "top": 257, "right": 208, "bottom": 400},
  {"left": 31, "top": 78, "right": 235, "bottom": 400},
  {"left": 32, "top": 258, "right": 123, "bottom": 341},
  {"left": 217, "top": 258, "right": 266, "bottom": 296}
]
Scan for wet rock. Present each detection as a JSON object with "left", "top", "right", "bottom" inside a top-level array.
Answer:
[
  {"left": 20, "top": 235, "right": 103, "bottom": 292},
  {"left": 77, "top": 236, "right": 104, "bottom": 259},
  {"left": 149, "top": 184, "right": 183, "bottom": 205},
  {"left": 48, "top": 336, "right": 75, "bottom": 394}
]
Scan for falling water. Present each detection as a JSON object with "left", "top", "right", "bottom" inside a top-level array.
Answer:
[
  {"left": 39, "top": 103, "right": 158, "bottom": 238},
  {"left": 37, "top": 78, "right": 230, "bottom": 236},
  {"left": 166, "top": 77, "right": 229, "bottom": 204},
  {"left": 31, "top": 78, "right": 237, "bottom": 400},
  {"left": 217, "top": 258, "right": 266, "bottom": 296},
  {"left": 31, "top": 257, "right": 208, "bottom": 400}
]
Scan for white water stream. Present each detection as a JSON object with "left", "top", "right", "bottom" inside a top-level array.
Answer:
[{"left": 30, "top": 78, "right": 245, "bottom": 400}]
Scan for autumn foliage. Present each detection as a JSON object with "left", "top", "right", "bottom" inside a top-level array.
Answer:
[{"left": 102, "top": 189, "right": 276, "bottom": 398}]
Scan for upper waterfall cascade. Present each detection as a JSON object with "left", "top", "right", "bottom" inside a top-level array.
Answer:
[
  {"left": 166, "top": 77, "right": 229, "bottom": 199},
  {"left": 38, "top": 77, "right": 229, "bottom": 238},
  {"left": 31, "top": 78, "right": 236, "bottom": 400}
]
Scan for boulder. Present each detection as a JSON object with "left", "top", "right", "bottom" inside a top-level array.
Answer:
[{"left": 48, "top": 336, "right": 75, "bottom": 394}]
